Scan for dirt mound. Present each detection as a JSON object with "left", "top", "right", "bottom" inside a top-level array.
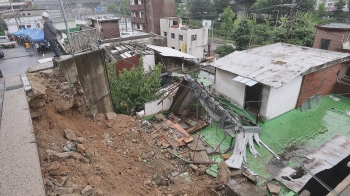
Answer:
[{"left": 28, "top": 72, "right": 217, "bottom": 196}]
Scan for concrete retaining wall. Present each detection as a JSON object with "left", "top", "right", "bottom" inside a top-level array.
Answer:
[{"left": 58, "top": 50, "right": 113, "bottom": 114}]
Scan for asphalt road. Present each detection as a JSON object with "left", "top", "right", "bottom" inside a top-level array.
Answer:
[{"left": 0, "top": 45, "right": 54, "bottom": 77}]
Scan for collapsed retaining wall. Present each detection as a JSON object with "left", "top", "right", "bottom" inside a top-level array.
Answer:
[{"left": 57, "top": 50, "right": 113, "bottom": 114}]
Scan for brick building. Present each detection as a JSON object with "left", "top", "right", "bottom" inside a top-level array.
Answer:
[
  {"left": 91, "top": 17, "right": 120, "bottom": 39},
  {"left": 313, "top": 22, "right": 350, "bottom": 99},
  {"left": 313, "top": 23, "right": 350, "bottom": 51},
  {"left": 130, "top": 0, "right": 175, "bottom": 35},
  {"left": 211, "top": 43, "right": 350, "bottom": 121}
]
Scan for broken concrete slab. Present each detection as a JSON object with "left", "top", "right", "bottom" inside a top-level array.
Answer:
[
  {"left": 242, "top": 170, "right": 257, "bottom": 184},
  {"left": 64, "top": 129, "right": 76, "bottom": 141},
  {"left": 105, "top": 112, "right": 117, "bottom": 121},
  {"left": 51, "top": 152, "right": 73, "bottom": 162},
  {"left": 266, "top": 182, "right": 281, "bottom": 196},
  {"left": 190, "top": 151, "right": 210, "bottom": 162},
  {"left": 226, "top": 179, "right": 266, "bottom": 196},
  {"left": 81, "top": 185, "right": 94, "bottom": 196},
  {"left": 230, "top": 169, "right": 242, "bottom": 177},
  {"left": 28, "top": 61, "right": 54, "bottom": 72},
  {"left": 77, "top": 144, "right": 86, "bottom": 153},
  {"left": 54, "top": 187, "right": 74, "bottom": 195},
  {"left": 188, "top": 138, "right": 206, "bottom": 151}
]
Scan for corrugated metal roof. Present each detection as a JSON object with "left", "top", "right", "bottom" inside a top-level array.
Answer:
[
  {"left": 212, "top": 43, "right": 350, "bottom": 89},
  {"left": 275, "top": 135, "right": 350, "bottom": 192}
]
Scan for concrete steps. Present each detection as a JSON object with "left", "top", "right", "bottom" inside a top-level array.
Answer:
[{"left": 0, "top": 75, "right": 45, "bottom": 196}]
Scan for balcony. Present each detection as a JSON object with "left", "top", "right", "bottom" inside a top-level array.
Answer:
[
  {"left": 131, "top": 17, "right": 146, "bottom": 24},
  {"left": 130, "top": 4, "right": 145, "bottom": 11}
]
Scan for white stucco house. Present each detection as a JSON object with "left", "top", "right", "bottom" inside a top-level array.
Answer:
[
  {"left": 212, "top": 43, "right": 350, "bottom": 121},
  {"left": 160, "top": 17, "right": 208, "bottom": 59}
]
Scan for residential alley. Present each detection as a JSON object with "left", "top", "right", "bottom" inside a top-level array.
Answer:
[{"left": 0, "top": 45, "right": 54, "bottom": 77}]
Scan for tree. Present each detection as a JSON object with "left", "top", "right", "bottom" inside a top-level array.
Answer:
[
  {"left": 120, "top": 0, "right": 130, "bottom": 16},
  {"left": 188, "top": 0, "right": 214, "bottom": 15},
  {"left": 107, "top": 3, "right": 118, "bottom": 14},
  {"left": 220, "top": 6, "right": 235, "bottom": 40},
  {"left": 232, "top": 18, "right": 250, "bottom": 50},
  {"left": 213, "top": 0, "right": 230, "bottom": 14},
  {"left": 215, "top": 44, "right": 235, "bottom": 56},
  {"left": 317, "top": 0, "right": 326, "bottom": 17},
  {"left": 334, "top": 0, "right": 346, "bottom": 20},
  {"left": 107, "top": 56, "right": 163, "bottom": 115},
  {"left": 176, "top": 2, "right": 185, "bottom": 17},
  {"left": 107, "top": 0, "right": 130, "bottom": 16},
  {"left": 252, "top": 19, "right": 272, "bottom": 45},
  {"left": 271, "top": 12, "right": 319, "bottom": 47}
]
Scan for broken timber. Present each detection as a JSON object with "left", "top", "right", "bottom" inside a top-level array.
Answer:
[{"left": 169, "top": 75, "right": 278, "bottom": 169}]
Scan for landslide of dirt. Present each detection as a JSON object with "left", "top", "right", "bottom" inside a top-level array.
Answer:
[{"left": 27, "top": 72, "right": 217, "bottom": 196}]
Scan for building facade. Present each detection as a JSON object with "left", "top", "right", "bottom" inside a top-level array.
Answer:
[
  {"left": 313, "top": 22, "right": 350, "bottom": 99},
  {"left": 212, "top": 43, "right": 350, "bottom": 121},
  {"left": 160, "top": 17, "right": 208, "bottom": 59},
  {"left": 130, "top": 0, "right": 175, "bottom": 35},
  {"left": 91, "top": 17, "right": 120, "bottom": 39}
]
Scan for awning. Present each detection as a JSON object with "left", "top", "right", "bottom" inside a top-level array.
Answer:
[
  {"left": 232, "top": 76, "right": 258, "bottom": 86},
  {"left": 147, "top": 45, "right": 197, "bottom": 59}
]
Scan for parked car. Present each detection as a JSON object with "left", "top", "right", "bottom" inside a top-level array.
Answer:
[
  {"left": 0, "top": 46, "right": 4, "bottom": 58},
  {"left": 0, "top": 36, "right": 16, "bottom": 48}
]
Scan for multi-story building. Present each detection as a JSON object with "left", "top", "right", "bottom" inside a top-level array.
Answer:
[
  {"left": 130, "top": 0, "right": 175, "bottom": 35},
  {"left": 160, "top": 17, "right": 208, "bottom": 59}
]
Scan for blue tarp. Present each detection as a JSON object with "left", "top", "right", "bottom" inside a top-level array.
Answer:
[
  {"left": 22, "top": 28, "right": 33, "bottom": 36},
  {"left": 26, "top": 28, "right": 44, "bottom": 42},
  {"left": 12, "top": 28, "right": 25, "bottom": 36}
]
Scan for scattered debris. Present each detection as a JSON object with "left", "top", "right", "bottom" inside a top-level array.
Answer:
[
  {"left": 64, "top": 129, "right": 76, "bottom": 141},
  {"left": 330, "top": 95, "right": 340, "bottom": 101},
  {"left": 81, "top": 185, "right": 94, "bottom": 196},
  {"left": 266, "top": 182, "right": 281, "bottom": 195},
  {"left": 216, "top": 161, "right": 231, "bottom": 185}
]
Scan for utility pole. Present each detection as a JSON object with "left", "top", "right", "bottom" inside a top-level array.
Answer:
[
  {"left": 10, "top": 0, "right": 20, "bottom": 30},
  {"left": 59, "top": 0, "right": 72, "bottom": 52}
]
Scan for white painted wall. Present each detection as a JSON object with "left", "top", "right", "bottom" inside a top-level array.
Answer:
[
  {"left": 214, "top": 69, "right": 245, "bottom": 107},
  {"left": 7, "top": 16, "right": 42, "bottom": 33},
  {"left": 160, "top": 18, "right": 208, "bottom": 59},
  {"left": 144, "top": 54, "right": 155, "bottom": 73},
  {"left": 53, "top": 21, "right": 76, "bottom": 30},
  {"left": 261, "top": 76, "right": 303, "bottom": 120},
  {"left": 137, "top": 96, "right": 173, "bottom": 117}
]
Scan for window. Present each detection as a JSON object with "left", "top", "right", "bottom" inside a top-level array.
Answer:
[
  {"left": 27, "top": 25, "right": 31, "bottom": 28},
  {"left": 179, "top": 34, "right": 183, "bottom": 41},
  {"left": 164, "top": 32, "right": 167, "bottom": 36},
  {"left": 320, "top": 39, "right": 330, "bottom": 50},
  {"left": 179, "top": 49, "right": 181, "bottom": 52},
  {"left": 171, "top": 47, "right": 175, "bottom": 49},
  {"left": 191, "top": 34, "right": 197, "bottom": 41},
  {"left": 171, "top": 33, "right": 175, "bottom": 39},
  {"left": 137, "top": 24, "right": 140, "bottom": 29},
  {"left": 28, "top": 13, "right": 30, "bottom": 15}
]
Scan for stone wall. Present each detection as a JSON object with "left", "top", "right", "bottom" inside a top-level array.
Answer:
[{"left": 58, "top": 50, "right": 113, "bottom": 114}]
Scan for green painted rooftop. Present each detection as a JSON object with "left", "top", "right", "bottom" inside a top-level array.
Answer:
[{"left": 200, "top": 94, "right": 350, "bottom": 194}]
